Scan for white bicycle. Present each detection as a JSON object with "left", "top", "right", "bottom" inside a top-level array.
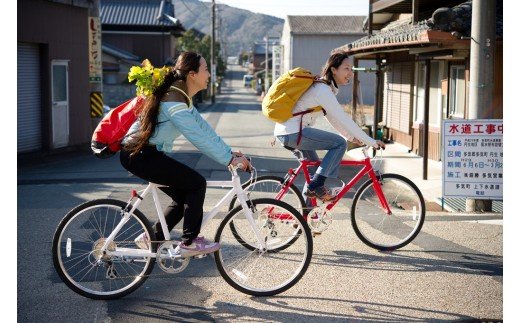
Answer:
[{"left": 52, "top": 162, "right": 313, "bottom": 299}]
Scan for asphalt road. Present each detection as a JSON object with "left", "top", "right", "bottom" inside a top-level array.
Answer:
[{"left": 17, "top": 64, "right": 503, "bottom": 322}]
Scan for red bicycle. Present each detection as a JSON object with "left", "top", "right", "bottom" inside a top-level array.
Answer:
[{"left": 229, "top": 147, "right": 425, "bottom": 251}]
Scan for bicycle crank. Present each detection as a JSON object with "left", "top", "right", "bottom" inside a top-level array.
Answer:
[
  {"left": 156, "top": 241, "right": 190, "bottom": 274},
  {"left": 307, "top": 206, "right": 333, "bottom": 236}
]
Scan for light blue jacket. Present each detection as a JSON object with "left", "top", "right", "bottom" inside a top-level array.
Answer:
[{"left": 124, "top": 101, "right": 232, "bottom": 167}]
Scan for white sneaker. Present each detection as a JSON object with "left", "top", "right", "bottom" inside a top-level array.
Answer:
[{"left": 134, "top": 232, "right": 150, "bottom": 250}]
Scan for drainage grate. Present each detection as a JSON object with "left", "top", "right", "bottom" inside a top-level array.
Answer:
[{"left": 436, "top": 198, "right": 503, "bottom": 213}]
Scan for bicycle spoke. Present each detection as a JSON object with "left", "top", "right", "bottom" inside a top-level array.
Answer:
[
  {"left": 53, "top": 200, "right": 155, "bottom": 299},
  {"left": 215, "top": 198, "right": 312, "bottom": 296},
  {"left": 352, "top": 175, "right": 425, "bottom": 251}
]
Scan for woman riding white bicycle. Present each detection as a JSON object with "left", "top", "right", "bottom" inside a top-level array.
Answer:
[{"left": 120, "top": 51, "right": 251, "bottom": 256}]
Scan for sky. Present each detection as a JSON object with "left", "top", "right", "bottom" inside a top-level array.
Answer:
[{"left": 211, "top": 0, "right": 369, "bottom": 19}]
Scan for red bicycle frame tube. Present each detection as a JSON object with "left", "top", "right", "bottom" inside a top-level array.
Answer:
[{"left": 279, "top": 157, "right": 392, "bottom": 215}]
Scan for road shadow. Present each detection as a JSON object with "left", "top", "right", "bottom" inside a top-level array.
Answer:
[
  {"left": 310, "top": 249, "right": 502, "bottom": 277},
  {"left": 105, "top": 292, "right": 489, "bottom": 322}
]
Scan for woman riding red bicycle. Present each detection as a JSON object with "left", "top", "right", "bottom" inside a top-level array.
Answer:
[{"left": 274, "top": 50, "right": 385, "bottom": 203}]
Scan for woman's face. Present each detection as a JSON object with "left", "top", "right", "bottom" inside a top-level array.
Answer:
[
  {"left": 331, "top": 58, "right": 354, "bottom": 86},
  {"left": 189, "top": 57, "right": 211, "bottom": 92}
]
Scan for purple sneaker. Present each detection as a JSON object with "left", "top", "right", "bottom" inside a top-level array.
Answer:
[{"left": 176, "top": 236, "right": 220, "bottom": 257}]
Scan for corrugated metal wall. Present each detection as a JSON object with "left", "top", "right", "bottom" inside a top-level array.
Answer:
[{"left": 17, "top": 42, "right": 42, "bottom": 153}]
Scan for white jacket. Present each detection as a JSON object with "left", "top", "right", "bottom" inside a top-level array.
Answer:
[{"left": 273, "top": 81, "right": 377, "bottom": 147}]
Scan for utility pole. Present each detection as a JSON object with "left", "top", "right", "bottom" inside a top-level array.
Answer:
[
  {"left": 210, "top": 0, "right": 216, "bottom": 104},
  {"left": 466, "top": 0, "right": 496, "bottom": 211},
  {"left": 88, "top": 0, "right": 103, "bottom": 129},
  {"left": 265, "top": 36, "right": 269, "bottom": 93}
]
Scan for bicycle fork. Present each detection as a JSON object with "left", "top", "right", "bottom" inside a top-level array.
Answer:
[
  {"left": 367, "top": 169, "right": 392, "bottom": 215},
  {"left": 232, "top": 171, "right": 268, "bottom": 251}
]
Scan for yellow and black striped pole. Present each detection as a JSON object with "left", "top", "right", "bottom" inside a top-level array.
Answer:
[{"left": 90, "top": 91, "right": 103, "bottom": 117}]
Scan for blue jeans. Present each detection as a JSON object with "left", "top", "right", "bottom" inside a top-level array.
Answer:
[{"left": 277, "top": 128, "right": 347, "bottom": 204}]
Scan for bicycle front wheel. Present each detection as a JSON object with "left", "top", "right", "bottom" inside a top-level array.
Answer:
[
  {"left": 215, "top": 198, "right": 313, "bottom": 296},
  {"left": 351, "top": 174, "right": 425, "bottom": 251},
  {"left": 52, "top": 199, "right": 156, "bottom": 300}
]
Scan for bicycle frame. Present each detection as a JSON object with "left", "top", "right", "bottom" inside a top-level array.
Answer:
[
  {"left": 276, "top": 150, "right": 392, "bottom": 214},
  {"left": 101, "top": 168, "right": 267, "bottom": 258}
]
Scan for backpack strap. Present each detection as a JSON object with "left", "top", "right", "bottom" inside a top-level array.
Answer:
[
  {"left": 168, "top": 86, "right": 192, "bottom": 107},
  {"left": 293, "top": 108, "right": 321, "bottom": 146}
]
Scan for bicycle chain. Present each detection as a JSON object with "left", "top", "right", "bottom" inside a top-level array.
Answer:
[{"left": 91, "top": 240, "right": 197, "bottom": 280}]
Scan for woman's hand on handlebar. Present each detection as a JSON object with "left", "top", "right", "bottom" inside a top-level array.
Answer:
[
  {"left": 232, "top": 150, "right": 244, "bottom": 158},
  {"left": 229, "top": 155, "right": 252, "bottom": 172},
  {"left": 373, "top": 140, "right": 386, "bottom": 150}
]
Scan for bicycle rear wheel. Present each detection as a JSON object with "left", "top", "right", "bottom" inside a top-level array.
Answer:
[
  {"left": 228, "top": 175, "right": 306, "bottom": 215},
  {"left": 351, "top": 174, "right": 425, "bottom": 251},
  {"left": 215, "top": 198, "right": 312, "bottom": 296},
  {"left": 52, "top": 199, "right": 156, "bottom": 300}
]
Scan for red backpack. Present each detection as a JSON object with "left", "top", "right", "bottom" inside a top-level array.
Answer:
[{"left": 91, "top": 96, "right": 145, "bottom": 158}]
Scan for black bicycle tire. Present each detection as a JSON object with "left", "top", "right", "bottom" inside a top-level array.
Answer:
[
  {"left": 52, "top": 199, "right": 156, "bottom": 300},
  {"left": 351, "top": 173, "right": 426, "bottom": 251},
  {"left": 228, "top": 176, "right": 306, "bottom": 251},
  {"left": 214, "top": 198, "right": 313, "bottom": 296},
  {"left": 228, "top": 175, "right": 306, "bottom": 212}
]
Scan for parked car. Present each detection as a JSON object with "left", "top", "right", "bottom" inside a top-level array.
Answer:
[{"left": 243, "top": 74, "right": 253, "bottom": 88}]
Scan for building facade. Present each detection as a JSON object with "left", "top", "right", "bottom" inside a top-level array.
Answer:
[
  {"left": 340, "top": 0, "right": 503, "bottom": 161},
  {"left": 18, "top": 0, "right": 92, "bottom": 153}
]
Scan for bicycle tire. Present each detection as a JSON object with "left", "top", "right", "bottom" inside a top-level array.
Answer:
[
  {"left": 52, "top": 199, "right": 156, "bottom": 300},
  {"left": 228, "top": 175, "right": 306, "bottom": 214},
  {"left": 214, "top": 198, "right": 313, "bottom": 296},
  {"left": 351, "top": 174, "right": 425, "bottom": 251},
  {"left": 228, "top": 176, "right": 306, "bottom": 251}
]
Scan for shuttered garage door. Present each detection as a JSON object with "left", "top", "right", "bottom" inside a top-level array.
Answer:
[{"left": 18, "top": 42, "right": 42, "bottom": 153}]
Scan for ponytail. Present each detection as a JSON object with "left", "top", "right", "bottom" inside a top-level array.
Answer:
[{"left": 124, "top": 52, "right": 203, "bottom": 158}]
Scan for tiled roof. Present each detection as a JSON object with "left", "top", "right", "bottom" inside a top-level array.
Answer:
[
  {"left": 345, "top": 0, "right": 502, "bottom": 53},
  {"left": 100, "top": 0, "right": 180, "bottom": 27},
  {"left": 287, "top": 16, "right": 366, "bottom": 35},
  {"left": 346, "top": 19, "right": 431, "bottom": 51},
  {"left": 102, "top": 43, "right": 141, "bottom": 62}
]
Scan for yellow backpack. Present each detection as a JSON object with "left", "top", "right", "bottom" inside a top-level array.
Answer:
[{"left": 262, "top": 67, "right": 324, "bottom": 123}]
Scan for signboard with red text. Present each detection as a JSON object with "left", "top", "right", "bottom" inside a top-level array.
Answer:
[{"left": 442, "top": 119, "right": 503, "bottom": 199}]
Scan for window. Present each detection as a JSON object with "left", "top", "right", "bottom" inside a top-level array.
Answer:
[{"left": 449, "top": 65, "right": 466, "bottom": 118}]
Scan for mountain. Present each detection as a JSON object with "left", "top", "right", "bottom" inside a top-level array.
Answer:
[{"left": 172, "top": 0, "right": 284, "bottom": 56}]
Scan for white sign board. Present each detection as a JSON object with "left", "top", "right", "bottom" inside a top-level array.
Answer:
[{"left": 442, "top": 119, "right": 503, "bottom": 199}]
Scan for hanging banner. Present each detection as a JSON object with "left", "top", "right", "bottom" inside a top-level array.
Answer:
[
  {"left": 442, "top": 119, "right": 503, "bottom": 199},
  {"left": 88, "top": 16, "right": 102, "bottom": 83}
]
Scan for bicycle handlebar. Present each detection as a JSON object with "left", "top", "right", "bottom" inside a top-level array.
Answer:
[{"left": 228, "top": 157, "right": 253, "bottom": 173}]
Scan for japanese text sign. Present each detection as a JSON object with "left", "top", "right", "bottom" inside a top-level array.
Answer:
[
  {"left": 88, "top": 17, "right": 102, "bottom": 83},
  {"left": 442, "top": 119, "right": 503, "bottom": 199}
]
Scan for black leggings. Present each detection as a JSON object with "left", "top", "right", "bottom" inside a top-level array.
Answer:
[{"left": 120, "top": 146, "right": 206, "bottom": 245}]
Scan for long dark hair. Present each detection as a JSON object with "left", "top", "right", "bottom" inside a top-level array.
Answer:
[
  {"left": 321, "top": 50, "right": 350, "bottom": 88},
  {"left": 125, "top": 51, "right": 202, "bottom": 157}
]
